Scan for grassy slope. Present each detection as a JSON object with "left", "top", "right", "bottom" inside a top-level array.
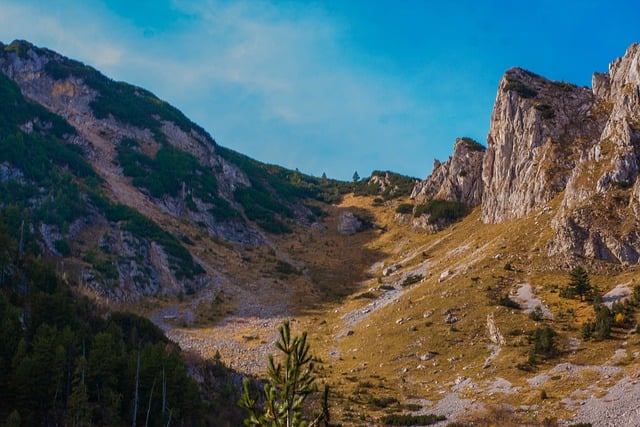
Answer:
[{"left": 276, "top": 193, "right": 640, "bottom": 425}]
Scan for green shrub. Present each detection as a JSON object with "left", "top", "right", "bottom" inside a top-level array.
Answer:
[
  {"left": 503, "top": 78, "right": 537, "bottom": 98},
  {"left": 275, "top": 260, "right": 300, "bottom": 275},
  {"left": 498, "top": 294, "right": 521, "bottom": 309},
  {"left": 559, "top": 286, "right": 577, "bottom": 299},
  {"left": 581, "top": 322, "right": 593, "bottom": 340},
  {"left": 401, "top": 274, "right": 423, "bottom": 287},
  {"left": 529, "top": 306, "right": 544, "bottom": 321},
  {"left": 367, "top": 396, "right": 398, "bottom": 408},
  {"left": 458, "top": 137, "right": 485, "bottom": 152},
  {"left": 94, "top": 258, "right": 118, "bottom": 280},
  {"left": 354, "top": 292, "right": 378, "bottom": 300},
  {"left": 414, "top": 199, "right": 468, "bottom": 224},
  {"left": 53, "top": 239, "right": 71, "bottom": 256},
  {"left": 396, "top": 203, "right": 414, "bottom": 215},
  {"left": 593, "top": 305, "right": 612, "bottom": 339},
  {"left": 380, "top": 413, "right": 445, "bottom": 425},
  {"left": 534, "top": 103, "right": 555, "bottom": 119},
  {"left": 552, "top": 81, "right": 577, "bottom": 92},
  {"left": 530, "top": 326, "right": 558, "bottom": 360}
]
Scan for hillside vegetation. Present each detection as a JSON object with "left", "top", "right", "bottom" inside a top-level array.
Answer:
[{"left": 2, "top": 39, "right": 640, "bottom": 426}]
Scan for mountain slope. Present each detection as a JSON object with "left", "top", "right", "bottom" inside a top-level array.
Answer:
[
  {"left": 0, "top": 39, "right": 352, "bottom": 303},
  {"left": 3, "top": 38, "right": 640, "bottom": 426}
]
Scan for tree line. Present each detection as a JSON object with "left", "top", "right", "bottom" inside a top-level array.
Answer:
[{"left": 0, "top": 213, "right": 207, "bottom": 426}]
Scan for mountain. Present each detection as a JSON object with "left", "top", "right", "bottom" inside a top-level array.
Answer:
[
  {"left": 413, "top": 44, "right": 640, "bottom": 266},
  {"left": 3, "top": 39, "right": 640, "bottom": 426},
  {"left": 0, "top": 39, "right": 353, "bottom": 303}
]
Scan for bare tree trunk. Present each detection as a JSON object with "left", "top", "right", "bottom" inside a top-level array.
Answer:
[
  {"left": 132, "top": 352, "right": 140, "bottom": 427},
  {"left": 145, "top": 379, "right": 156, "bottom": 427},
  {"left": 18, "top": 220, "right": 24, "bottom": 260},
  {"left": 162, "top": 366, "right": 166, "bottom": 416}
]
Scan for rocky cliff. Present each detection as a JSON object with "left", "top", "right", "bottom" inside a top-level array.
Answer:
[
  {"left": 414, "top": 43, "right": 640, "bottom": 265},
  {"left": 411, "top": 137, "right": 485, "bottom": 207},
  {"left": 481, "top": 67, "right": 604, "bottom": 223},
  {"left": 550, "top": 43, "right": 640, "bottom": 264}
]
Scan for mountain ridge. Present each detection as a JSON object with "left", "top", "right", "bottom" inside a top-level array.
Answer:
[
  {"left": 3, "top": 38, "right": 640, "bottom": 426},
  {"left": 411, "top": 43, "right": 640, "bottom": 267},
  {"left": 0, "top": 39, "right": 357, "bottom": 302}
]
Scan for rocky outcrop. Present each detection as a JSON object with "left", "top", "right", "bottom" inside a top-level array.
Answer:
[
  {"left": 486, "top": 313, "right": 505, "bottom": 346},
  {"left": 413, "top": 44, "right": 640, "bottom": 265},
  {"left": 481, "top": 67, "right": 604, "bottom": 223},
  {"left": 549, "top": 43, "right": 640, "bottom": 264},
  {"left": 411, "top": 137, "right": 485, "bottom": 207},
  {"left": 338, "top": 211, "right": 363, "bottom": 235}
]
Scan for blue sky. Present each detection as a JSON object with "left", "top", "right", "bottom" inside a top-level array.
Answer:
[{"left": 1, "top": 0, "right": 639, "bottom": 180}]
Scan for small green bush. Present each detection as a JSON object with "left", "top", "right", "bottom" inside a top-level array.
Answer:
[
  {"left": 53, "top": 239, "right": 71, "bottom": 256},
  {"left": 275, "top": 260, "right": 300, "bottom": 275},
  {"left": 503, "top": 78, "right": 537, "bottom": 98},
  {"left": 458, "top": 137, "right": 485, "bottom": 152},
  {"left": 552, "top": 81, "right": 577, "bottom": 92},
  {"left": 498, "top": 295, "right": 521, "bottom": 309},
  {"left": 401, "top": 274, "right": 423, "bottom": 287},
  {"left": 593, "top": 305, "right": 612, "bottom": 339},
  {"left": 559, "top": 286, "right": 577, "bottom": 299},
  {"left": 529, "top": 306, "right": 544, "bottom": 321},
  {"left": 367, "top": 396, "right": 398, "bottom": 408},
  {"left": 414, "top": 199, "right": 468, "bottom": 224},
  {"left": 396, "top": 203, "right": 414, "bottom": 215},
  {"left": 535, "top": 103, "right": 555, "bottom": 119},
  {"left": 380, "top": 413, "right": 445, "bottom": 425}
]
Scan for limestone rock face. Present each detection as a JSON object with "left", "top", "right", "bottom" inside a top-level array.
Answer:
[
  {"left": 338, "top": 211, "right": 362, "bottom": 236},
  {"left": 414, "top": 44, "right": 640, "bottom": 265},
  {"left": 550, "top": 43, "right": 640, "bottom": 264},
  {"left": 481, "top": 67, "right": 604, "bottom": 223},
  {"left": 486, "top": 314, "right": 505, "bottom": 346},
  {"left": 411, "top": 137, "right": 485, "bottom": 207}
]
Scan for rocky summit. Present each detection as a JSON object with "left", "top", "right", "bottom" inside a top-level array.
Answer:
[
  {"left": 412, "top": 43, "right": 640, "bottom": 266},
  {"left": 2, "top": 39, "right": 640, "bottom": 426}
]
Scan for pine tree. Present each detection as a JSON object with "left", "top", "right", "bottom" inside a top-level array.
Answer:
[
  {"left": 594, "top": 305, "right": 612, "bottom": 339},
  {"left": 239, "top": 320, "right": 330, "bottom": 427},
  {"left": 569, "top": 266, "right": 591, "bottom": 301},
  {"left": 68, "top": 355, "right": 91, "bottom": 427}
]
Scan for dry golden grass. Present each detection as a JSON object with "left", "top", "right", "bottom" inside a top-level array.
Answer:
[
  {"left": 132, "top": 189, "right": 640, "bottom": 425},
  {"left": 289, "top": 193, "right": 640, "bottom": 424}
]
